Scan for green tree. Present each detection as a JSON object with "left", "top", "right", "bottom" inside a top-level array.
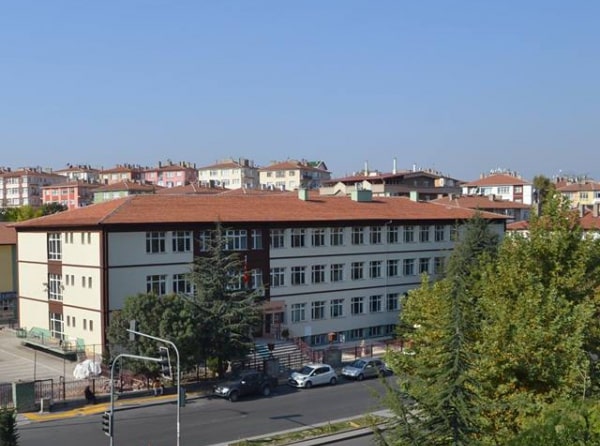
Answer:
[
  {"left": 382, "top": 215, "right": 499, "bottom": 446},
  {"left": 0, "top": 407, "right": 19, "bottom": 446},
  {"left": 532, "top": 174, "right": 555, "bottom": 213},
  {"left": 186, "top": 224, "right": 263, "bottom": 377}
]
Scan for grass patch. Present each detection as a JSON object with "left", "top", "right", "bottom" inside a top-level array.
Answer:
[{"left": 228, "top": 414, "right": 387, "bottom": 446}]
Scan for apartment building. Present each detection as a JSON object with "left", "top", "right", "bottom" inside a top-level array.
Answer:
[
  {"left": 92, "top": 180, "right": 161, "bottom": 204},
  {"left": 0, "top": 223, "right": 17, "bottom": 323},
  {"left": 259, "top": 160, "right": 331, "bottom": 191},
  {"left": 0, "top": 167, "right": 66, "bottom": 208},
  {"left": 42, "top": 181, "right": 97, "bottom": 210},
  {"left": 197, "top": 158, "right": 259, "bottom": 189},
  {"left": 98, "top": 164, "right": 146, "bottom": 185},
  {"left": 143, "top": 161, "right": 198, "bottom": 188},
  {"left": 461, "top": 170, "right": 534, "bottom": 205},
  {"left": 557, "top": 181, "right": 600, "bottom": 208},
  {"left": 14, "top": 190, "right": 506, "bottom": 354},
  {"left": 54, "top": 164, "right": 101, "bottom": 184},
  {"left": 431, "top": 194, "right": 532, "bottom": 223}
]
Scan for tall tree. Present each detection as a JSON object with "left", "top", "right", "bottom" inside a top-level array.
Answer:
[{"left": 381, "top": 215, "right": 499, "bottom": 446}]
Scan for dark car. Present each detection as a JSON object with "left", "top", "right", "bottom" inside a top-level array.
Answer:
[{"left": 213, "top": 371, "right": 278, "bottom": 402}]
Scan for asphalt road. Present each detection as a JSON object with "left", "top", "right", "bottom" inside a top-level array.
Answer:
[{"left": 18, "top": 375, "right": 395, "bottom": 446}]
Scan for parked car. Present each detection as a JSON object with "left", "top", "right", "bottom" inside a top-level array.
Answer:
[
  {"left": 213, "top": 370, "right": 278, "bottom": 402},
  {"left": 288, "top": 363, "right": 338, "bottom": 388},
  {"left": 341, "top": 358, "right": 387, "bottom": 381}
]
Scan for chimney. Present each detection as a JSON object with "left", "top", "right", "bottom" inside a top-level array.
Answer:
[
  {"left": 410, "top": 190, "right": 418, "bottom": 201},
  {"left": 580, "top": 203, "right": 586, "bottom": 218},
  {"left": 392, "top": 157, "right": 397, "bottom": 175},
  {"left": 489, "top": 194, "right": 495, "bottom": 201},
  {"left": 298, "top": 188, "right": 309, "bottom": 201},
  {"left": 364, "top": 161, "right": 369, "bottom": 176}
]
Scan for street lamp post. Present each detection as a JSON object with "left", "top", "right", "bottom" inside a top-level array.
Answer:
[{"left": 126, "top": 328, "right": 181, "bottom": 446}]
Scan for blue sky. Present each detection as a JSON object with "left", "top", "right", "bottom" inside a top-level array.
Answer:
[{"left": 1, "top": 1, "right": 598, "bottom": 181}]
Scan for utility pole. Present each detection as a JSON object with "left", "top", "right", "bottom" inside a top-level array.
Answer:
[{"left": 127, "top": 328, "right": 182, "bottom": 446}]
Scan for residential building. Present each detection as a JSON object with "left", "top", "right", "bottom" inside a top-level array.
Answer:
[
  {"left": 143, "top": 161, "right": 198, "bottom": 188},
  {"left": 197, "top": 158, "right": 259, "bottom": 189},
  {"left": 0, "top": 223, "right": 17, "bottom": 323},
  {"left": 259, "top": 160, "right": 331, "bottom": 191},
  {"left": 556, "top": 180, "right": 600, "bottom": 208},
  {"left": 320, "top": 160, "right": 462, "bottom": 199},
  {"left": 431, "top": 194, "right": 532, "bottom": 223},
  {"left": 42, "top": 181, "right": 97, "bottom": 210},
  {"left": 461, "top": 170, "right": 534, "bottom": 205},
  {"left": 54, "top": 164, "right": 101, "bottom": 184},
  {"left": 98, "top": 164, "right": 146, "bottom": 185},
  {"left": 14, "top": 190, "right": 506, "bottom": 355},
  {"left": 0, "top": 167, "right": 66, "bottom": 208},
  {"left": 92, "top": 181, "right": 161, "bottom": 204}
]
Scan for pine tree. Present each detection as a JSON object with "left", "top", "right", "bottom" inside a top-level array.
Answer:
[{"left": 0, "top": 407, "right": 19, "bottom": 446}]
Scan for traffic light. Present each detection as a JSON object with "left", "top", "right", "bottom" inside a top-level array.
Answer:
[
  {"left": 101, "top": 411, "right": 113, "bottom": 436},
  {"left": 158, "top": 346, "right": 172, "bottom": 380}
]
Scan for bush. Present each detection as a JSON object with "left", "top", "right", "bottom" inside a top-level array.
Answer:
[{"left": 0, "top": 407, "right": 19, "bottom": 446}]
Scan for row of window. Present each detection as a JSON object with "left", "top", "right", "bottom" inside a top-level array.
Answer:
[
  {"left": 66, "top": 314, "right": 94, "bottom": 331},
  {"left": 290, "top": 293, "right": 401, "bottom": 323},
  {"left": 270, "top": 257, "right": 445, "bottom": 287},
  {"left": 308, "top": 324, "right": 396, "bottom": 346},
  {"left": 47, "top": 273, "right": 94, "bottom": 301}
]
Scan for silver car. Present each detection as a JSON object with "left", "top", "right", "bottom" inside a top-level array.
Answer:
[
  {"left": 341, "top": 358, "right": 386, "bottom": 381},
  {"left": 288, "top": 363, "right": 337, "bottom": 388}
]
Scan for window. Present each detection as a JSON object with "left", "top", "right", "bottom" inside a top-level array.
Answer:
[
  {"left": 198, "top": 230, "right": 211, "bottom": 251},
  {"left": 330, "top": 298, "right": 344, "bottom": 318},
  {"left": 312, "top": 301, "right": 326, "bottom": 320},
  {"left": 271, "top": 229, "right": 285, "bottom": 248},
  {"left": 225, "top": 229, "right": 247, "bottom": 250},
  {"left": 89, "top": 320, "right": 93, "bottom": 331},
  {"left": 330, "top": 263, "right": 344, "bottom": 282},
  {"left": 48, "top": 274, "right": 63, "bottom": 301},
  {"left": 434, "top": 257, "right": 445, "bottom": 275},
  {"left": 387, "top": 225, "right": 400, "bottom": 244},
  {"left": 311, "top": 265, "right": 326, "bottom": 284},
  {"left": 146, "top": 275, "right": 167, "bottom": 295},
  {"left": 146, "top": 232, "right": 166, "bottom": 254},
  {"left": 348, "top": 328, "right": 363, "bottom": 341},
  {"left": 403, "top": 259, "right": 415, "bottom": 276},
  {"left": 514, "top": 186, "right": 523, "bottom": 193},
  {"left": 350, "top": 297, "right": 364, "bottom": 315},
  {"left": 250, "top": 269, "right": 263, "bottom": 289},
  {"left": 251, "top": 229, "right": 263, "bottom": 249},
  {"left": 351, "top": 227, "right": 364, "bottom": 245},
  {"left": 330, "top": 228, "right": 344, "bottom": 246},
  {"left": 435, "top": 224, "right": 445, "bottom": 242},
  {"left": 370, "top": 226, "right": 382, "bottom": 244},
  {"left": 498, "top": 186, "right": 510, "bottom": 194},
  {"left": 311, "top": 228, "right": 325, "bottom": 247},
  {"left": 387, "top": 293, "right": 399, "bottom": 311},
  {"left": 48, "top": 233, "right": 62, "bottom": 260},
  {"left": 291, "top": 266, "right": 306, "bottom": 285},
  {"left": 368, "top": 326, "right": 383, "bottom": 337},
  {"left": 270, "top": 267, "right": 286, "bottom": 287},
  {"left": 403, "top": 226, "right": 414, "bottom": 243},
  {"left": 49, "top": 313, "right": 64, "bottom": 340},
  {"left": 173, "top": 273, "right": 193, "bottom": 295},
  {"left": 419, "top": 225, "right": 431, "bottom": 243},
  {"left": 450, "top": 226, "right": 460, "bottom": 241},
  {"left": 291, "top": 303, "right": 306, "bottom": 323},
  {"left": 369, "top": 261, "right": 382, "bottom": 279},
  {"left": 83, "top": 319, "right": 87, "bottom": 330},
  {"left": 387, "top": 259, "right": 399, "bottom": 277},
  {"left": 172, "top": 231, "right": 192, "bottom": 253},
  {"left": 351, "top": 262, "right": 364, "bottom": 280},
  {"left": 291, "top": 229, "right": 306, "bottom": 247},
  {"left": 419, "top": 258, "right": 430, "bottom": 274},
  {"left": 369, "top": 295, "right": 382, "bottom": 312}
]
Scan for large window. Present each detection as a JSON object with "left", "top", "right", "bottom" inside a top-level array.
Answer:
[
  {"left": 251, "top": 229, "right": 263, "bottom": 249},
  {"left": 330, "top": 263, "right": 344, "bottom": 282},
  {"left": 330, "top": 228, "right": 344, "bottom": 246},
  {"left": 311, "top": 265, "right": 326, "bottom": 284},
  {"left": 50, "top": 312, "right": 64, "bottom": 340},
  {"left": 172, "top": 231, "right": 192, "bottom": 253},
  {"left": 435, "top": 224, "right": 445, "bottom": 242},
  {"left": 330, "top": 298, "right": 344, "bottom": 318},
  {"left": 403, "top": 226, "right": 414, "bottom": 243},
  {"left": 270, "top": 267, "right": 285, "bottom": 287},
  {"left": 198, "top": 230, "right": 211, "bottom": 251},
  {"left": 250, "top": 269, "right": 263, "bottom": 289},
  {"left": 48, "top": 232, "right": 62, "bottom": 260},
  {"left": 387, "top": 225, "right": 400, "bottom": 244},
  {"left": 271, "top": 229, "right": 285, "bottom": 248},
  {"left": 225, "top": 229, "right": 247, "bottom": 250},
  {"left": 403, "top": 259, "right": 415, "bottom": 276},
  {"left": 48, "top": 274, "right": 63, "bottom": 301},
  {"left": 419, "top": 258, "right": 430, "bottom": 274},
  {"left": 370, "top": 226, "right": 382, "bottom": 244},
  {"left": 311, "top": 229, "right": 325, "bottom": 247},
  {"left": 173, "top": 273, "right": 193, "bottom": 295},
  {"left": 291, "top": 229, "right": 306, "bottom": 248},
  {"left": 312, "top": 301, "right": 326, "bottom": 320},
  {"left": 387, "top": 259, "right": 399, "bottom": 277},
  {"left": 291, "top": 303, "right": 306, "bottom": 323},
  {"left": 146, "top": 232, "right": 166, "bottom": 254},
  {"left": 351, "top": 296, "right": 364, "bottom": 315},
  {"left": 434, "top": 257, "right": 445, "bottom": 275},
  {"left": 387, "top": 293, "right": 399, "bottom": 311},
  {"left": 369, "top": 295, "right": 382, "bottom": 312},
  {"left": 351, "top": 227, "right": 364, "bottom": 245},
  {"left": 351, "top": 262, "right": 364, "bottom": 280},
  {"left": 419, "top": 225, "right": 431, "bottom": 243},
  {"left": 369, "top": 261, "right": 382, "bottom": 279},
  {"left": 146, "top": 275, "right": 167, "bottom": 295},
  {"left": 291, "top": 266, "right": 306, "bottom": 285}
]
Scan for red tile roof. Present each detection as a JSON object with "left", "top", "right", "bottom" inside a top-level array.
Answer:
[
  {"left": 13, "top": 193, "right": 506, "bottom": 229},
  {"left": 259, "top": 161, "right": 329, "bottom": 173},
  {"left": 557, "top": 182, "right": 600, "bottom": 192},
  {"left": 463, "top": 174, "right": 530, "bottom": 187},
  {"left": 92, "top": 181, "right": 161, "bottom": 192},
  {"left": 431, "top": 196, "right": 531, "bottom": 209},
  {"left": 0, "top": 223, "right": 17, "bottom": 244},
  {"left": 580, "top": 210, "right": 600, "bottom": 230}
]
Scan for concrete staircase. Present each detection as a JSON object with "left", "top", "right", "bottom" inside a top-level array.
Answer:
[{"left": 246, "top": 340, "right": 310, "bottom": 372}]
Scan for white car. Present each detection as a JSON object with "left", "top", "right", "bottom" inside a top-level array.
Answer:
[
  {"left": 288, "top": 363, "right": 337, "bottom": 388},
  {"left": 341, "top": 358, "right": 387, "bottom": 381}
]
